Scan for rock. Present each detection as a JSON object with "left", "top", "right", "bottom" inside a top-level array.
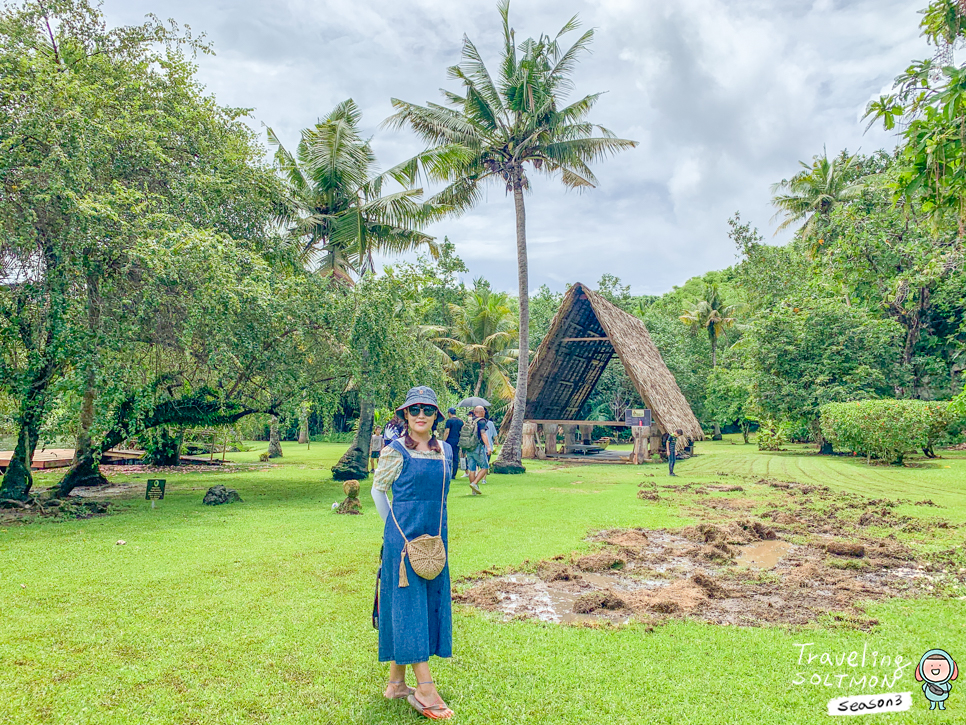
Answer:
[
  {"left": 203, "top": 485, "right": 243, "bottom": 506},
  {"left": 827, "top": 542, "right": 865, "bottom": 557},
  {"left": 490, "top": 462, "right": 526, "bottom": 475}
]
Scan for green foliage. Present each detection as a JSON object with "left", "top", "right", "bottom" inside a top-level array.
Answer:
[
  {"left": 770, "top": 149, "right": 865, "bottom": 243},
  {"left": 755, "top": 420, "right": 787, "bottom": 451},
  {"left": 749, "top": 299, "right": 904, "bottom": 430},
  {"left": 427, "top": 281, "right": 519, "bottom": 407},
  {"left": 821, "top": 399, "right": 960, "bottom": 463},
  {"left": 267, "top": 99, "right": 439, "bottom": 280},
  {"left": 705, "top": 367, "right": 756, "bottom": 442}
]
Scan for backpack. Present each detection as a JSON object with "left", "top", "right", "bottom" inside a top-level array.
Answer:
[{"left": 458, "top": 420, "right": 481, "bottom": 451}]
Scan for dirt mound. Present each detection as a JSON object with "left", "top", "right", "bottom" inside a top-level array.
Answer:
[
  {"left": 453, "top": 579, "right": 529, "bottom": 609},
  {"left": 691, "top": 573, "right": 729, "bottom": 599},
  {"left": 537, "top": 561, "right": 581, "bottom": 582},
  {"left": 573, "top": 591, "right": 626, "bottom": 614},
  {"left": 827, "top": 542, "right": 865, "bottom": 557},
  {"left": 684, "top": 520, "right": 775, "bottom": 545},
  {"left": 637, "top": 490, "right": 660, "bottom": 501},
  {"left": 574, "top": 552, "right": 626, "bottom": 572}
]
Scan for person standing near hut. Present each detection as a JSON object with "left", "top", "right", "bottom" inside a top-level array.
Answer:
[
  {"left": 666, "top": 428, "right": 683, "bottom": 477},
  {"left": 370, "top": 387, "right": 455, "bottom": 719}
]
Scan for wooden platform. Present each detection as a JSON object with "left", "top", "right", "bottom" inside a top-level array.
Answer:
[
  {"left": 0, "top": 448, "right": 227, "bottom": 470},
  {"left": 544, "top": 450, "right": 635, "bottom": 465}
]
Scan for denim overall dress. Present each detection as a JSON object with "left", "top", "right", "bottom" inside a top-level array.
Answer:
[{"left": 378, "top": 440, "right": 453, "bottom": 665}]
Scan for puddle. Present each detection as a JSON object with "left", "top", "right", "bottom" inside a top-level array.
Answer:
[{"left": 735, "top": 540, "right": 795, "bottom": 569}]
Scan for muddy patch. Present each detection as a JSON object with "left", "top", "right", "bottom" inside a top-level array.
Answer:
[{"left": 455, "top": 517, "right": 953, "bottom": 629}]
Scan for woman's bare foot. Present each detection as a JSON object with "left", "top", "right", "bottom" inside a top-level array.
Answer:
[
  {"left": 383, "top": 680, "right": 413, "bottom": 699},
  {"left": 410, "top": 683, "right": 453, "bottom": 719}
]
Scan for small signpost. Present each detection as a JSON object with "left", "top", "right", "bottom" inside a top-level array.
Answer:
[
  {"left": 145, "top": 479, "right": 166, "bottom": 509},
  {"left": 624, "top": 408, "right": 652, "bottom": 427}
]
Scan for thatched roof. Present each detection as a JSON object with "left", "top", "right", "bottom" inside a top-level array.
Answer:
[{"left": 517, "top": 282, "right": 703, "bottom": 440}]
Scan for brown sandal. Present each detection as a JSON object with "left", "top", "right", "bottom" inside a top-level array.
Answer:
[{"left": 407, "top": 687, "right": 453, "bottom": 720}]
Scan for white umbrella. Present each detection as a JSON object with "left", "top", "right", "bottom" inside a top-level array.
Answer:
[{"left": 457, "top": 397, "right": 491, "bottom": 408}]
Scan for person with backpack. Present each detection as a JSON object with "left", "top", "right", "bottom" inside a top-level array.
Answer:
[{"left": 457, "top": 410, "right": 488, "bottom": 495}]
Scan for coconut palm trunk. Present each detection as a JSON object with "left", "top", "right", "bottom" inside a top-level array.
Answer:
[
  {"left": 268, "top": 415, "right": 283, "bottom": 458},
  {"left": 494, "top": 179, "right": 529, "bottom": 473}
]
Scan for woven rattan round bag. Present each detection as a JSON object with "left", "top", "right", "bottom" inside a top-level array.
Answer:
[
  {"left": 405, "top": 535, "right": 446, "bottom": 580},
  {"left": 389, "top": 449, "right": 448, "bottom": 588}
]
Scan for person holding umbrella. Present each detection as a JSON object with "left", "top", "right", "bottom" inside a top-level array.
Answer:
[{"left": 370, "top": 386, "right": 454, "bottom": 719}]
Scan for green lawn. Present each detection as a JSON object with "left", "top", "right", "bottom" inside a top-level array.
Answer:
[{"left": 2, "top": 438, "right": 964, "bottom": 724}]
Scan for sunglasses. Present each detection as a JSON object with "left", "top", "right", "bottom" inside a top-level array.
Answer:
[{"left": 406, "top": 404, "right": 438, "bottom": 417}]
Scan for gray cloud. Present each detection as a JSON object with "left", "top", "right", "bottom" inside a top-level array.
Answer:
[{"left": 103, "top": 0, "right": 932, "bottom": 294}]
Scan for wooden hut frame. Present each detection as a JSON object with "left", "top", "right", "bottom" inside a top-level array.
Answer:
[{"left": 508, "top": 282, "right": 702, "bottom": 463}]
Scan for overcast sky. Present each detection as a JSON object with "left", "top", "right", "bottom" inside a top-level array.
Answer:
[{"left": 103, "top": 0, "right": 932, "bottom": 296}]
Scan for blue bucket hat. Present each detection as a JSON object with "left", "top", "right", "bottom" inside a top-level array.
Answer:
[{"left": 395, "top": 386, "right": 441, "bottom": 415}]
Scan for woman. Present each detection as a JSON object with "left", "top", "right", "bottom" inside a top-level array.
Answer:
[{"left": 371, "top": 387, "right": 454, "bottom": 720}]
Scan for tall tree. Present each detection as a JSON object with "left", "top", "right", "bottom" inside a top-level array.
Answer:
[
  {"left": 770, "top": 149, "right": 865, "bottom": 247},
  {"left": 679, "top": 282, "right": 742, "bottom": 439},
  {"left": 269, "top": 100, "right": 440, "bottom": 476},
  {"left": 0, "top": 0, "right": 283, "bottom": 500},
  {"left": 678, "top": 282, "right": 741, "bottom": 370},
  {"left": 385, "top": 0, "right": 636, "bottom": 471}
]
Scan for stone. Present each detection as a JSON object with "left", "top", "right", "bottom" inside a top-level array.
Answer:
[{"left": 203, "top": 485, "right": 243, "bottom": 506}]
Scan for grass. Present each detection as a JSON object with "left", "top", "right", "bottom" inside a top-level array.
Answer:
[{"left": 1, "top": 436, "right": 964, "bottom": 724}]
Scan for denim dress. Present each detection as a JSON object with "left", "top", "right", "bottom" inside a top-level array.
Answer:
[{"left": 378, "top": 440, "right": 453, "bottom": 665}]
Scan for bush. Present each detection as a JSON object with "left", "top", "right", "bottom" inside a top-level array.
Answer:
[
  {"left": 820, "top": 400, "right": 960, "bottom": 464},
  {"left": 756, "top": 420, "right": 787, "bottom": 451}
]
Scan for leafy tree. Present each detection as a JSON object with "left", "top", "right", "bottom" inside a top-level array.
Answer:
[
  {"left": 0, "top": 0, "right": 283, "bottom": 500},
  {"left": 705, "top": 367, "right": 756, "bottom": 444},
  {"left": 770, "top": 148, "right": 865, "bottom": 246},
  {"left": 528, "top": 284, "right": 563, "bottom": 350},
  {"left": 385, "top": 0, "right": 636, "bottom": 471},
  {"left": 749, "top": 299, "right": 904, "bottom": 452},
  {"left": 268, "top": 99, "right": 439, "bottom": 280}
]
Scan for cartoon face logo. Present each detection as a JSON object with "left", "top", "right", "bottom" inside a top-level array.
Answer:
[{"left": 916, "top": 649, "right": 958, "bottom": 711}]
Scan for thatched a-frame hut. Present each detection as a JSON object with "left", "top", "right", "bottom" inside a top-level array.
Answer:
[{"left": 510, "top": 282, "right": 702, "bottom": 462}]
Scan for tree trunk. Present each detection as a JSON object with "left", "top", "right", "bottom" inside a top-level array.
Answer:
[
  {"left": 474, "top": 365, "right": 485, "bottom": 397},
  {"left": 332, "top": 397, "right": 375, "bottom": 480},
  {"left": 57, "top": 368, "right": 109, "bottom": 497},
  {"left": 493, "top": 180, "right": 528, "bottom": 475},
  {"left": 812, "top": 417, "right": 833, "bottom": 455},
  {"left": 0, "top": 368, "right": 52, "bottom": 501},
  {"left": 741, "top": 421, "right": 750, "bottom": 445},
  {"left": 268, "top": 415, "right": 283, "bottom": 458},
  {"left": 297, "top": 403, "right": 309, "bottom": 445}
]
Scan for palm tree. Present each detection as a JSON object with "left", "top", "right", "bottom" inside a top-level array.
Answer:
[
  {"left": 428, "top": 282, "right": 519, "bottom": 406},
  {"left": 269, "top": 99, "right": 439, "bottom": 477},
  {"left": 770, "top": 148, "right": 864, "bottom": 245},
  {"left": 268, "top": 99, "right": 440, "bottom": 282},
  {"left": 384, "top": 1, "right": 637, "bottom": 471},
  {"left": 679, "top": 282, "right": 742, "bottom": 440},
  {"left": 679, "top": 283, "right": 741, "bottom": 369}
]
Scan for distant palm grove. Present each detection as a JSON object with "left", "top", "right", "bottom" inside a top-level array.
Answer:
[{"left": 1, "top": 0, "right": 965, "bottom": 501}]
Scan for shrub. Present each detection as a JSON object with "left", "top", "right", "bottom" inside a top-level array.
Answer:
[
  {"left": 756, "top": 420, "right": 787, "bottom": 451},
  {"left": 820, "top": 400, "right": 959, "bottom": 464}
]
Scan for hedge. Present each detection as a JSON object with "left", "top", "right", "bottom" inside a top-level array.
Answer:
[{"left": 820, "top": 400, "right": 959, "bottom": 464}]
